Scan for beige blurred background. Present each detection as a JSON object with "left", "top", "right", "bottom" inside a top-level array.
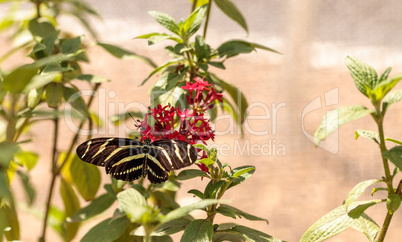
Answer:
[{"left": 3, "top": 0, "right": 402, "bottom": 241}]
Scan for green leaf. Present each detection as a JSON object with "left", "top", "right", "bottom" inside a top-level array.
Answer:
[
  {"left": 0, "top": 171, "right": 11, "bottom": 200},
  {"left": 109, "top": 110, "right": 144, "bottom": 126},
  {"left": 162, "top": 199, "right": 221, "bottom": 223},
  {"left": 180, "top": 219, "right": 213, "bottom": 242},
  {"left": 345, "top": 56, "right": 378, "bottom": 97},
  {"left": 176, "top": 169, "right": 209, "bottom": 180},
  {"left": 314, "top": 105, "right": 374, "bottom": 146},
  {"left": 97, "top": 42, "right": 157, "bottom": 67},
  {"left": 111, "top": 177, "right": 127, "bottom": 194},
  {"left": 116, "top": 188, "right": 148, "bottom": 223},
  {"left": 60, "top": 177, "right": 80, "bottom": 241},
  {"left": 14, "top": 150, "right": 38, "bottom": 171},
  {"left": 140, "top": 57, "right": 184, "bottom": 86},
  {"left": 151, "top": 218, "right": 192, "bottom": 236},
  {"left": 3, "top": 64, "right": 39, "bottom": 94},
  {"left": 80, "top": 216, "right": 130, "bottom": 242},
  {"left": 210, "top": 74, "right": 248, "bottom": 125},
  {"left": 355, "top": 129, "right": 380, "bottom": 145},
  {"left": 228, "top": 165, "right": 255, "bottom": 189},
  {"left": 350, "top": 213, "right": 380, "bottom": 242},
  {"left": 61, "top": 36, "right": 82, "bottom": 54},
  {"left": 347, "top": 199, "right": 383, "bottom": 218},
  {"left": 188, "top": 189, "right": 205, "bottom": 199},
  {"left": 382, "top": 89, "right": 402, "bottom": 112},
  {"left": 378, "top": 67, "right": 392, "bottom": 84},
  {"left": 77, "top": 74, "right": 110, "bottom": 83},
  {"left": 386, "top": 138, "right": 402, "bottom": 145},
  {"left": 28, "top": 18, "right": 56, "bottom": 38},
  {"left": 184, "top": 5, "right": 207, "bottom": 38},
  {"left": 0, "top": 142, "right": 20, "bottom": 167},
  {"left": 231, "top": 166, "right": 255, "bottom": 178},
  {"left": 387, "top": 193, "right": 401, "bottom": 214},
  {"left": 301, "top": 204, "right": 355, "bottom": 242},
  {"left": 214, "top": 0, "right": 248, "bottom": 33},
  {"left": 217, "top": 204, "right": 268, "bottom": 223},
  {"left": 70, "top": 154, "right": 101, "bottom": 201},
  {"left": 24, "top": 72, "right": 60, "bottom": 94},
  {"left": 217, "top": 40, "right": 280, "bottom": 58},
  {"left": 16, "top": 170, "right": 36, "bottom": 206},
  {"left": 150, "top": 72, "right": 185, "bottom": 107},
  {"left": 216, "top": 224, "right": 281, "bottom": 242},
  {"left": 199, "top": 158, "right": 214, "bottom": 167},
  {"left": 63, "top": 86, "right": 90, "bottom": 118},
  {"left": 205, "top": 180, "right": 226, "bottom": 198},
  {"left": 213, "top": 231, "right": 247, "bottom": 242},
  {"left": 67, "top": 193, "right": 115, "bottom": 222},
  {"left": 368, "top": 74, "right": 402, "bottom": 104},
  {"left": 45, "top": 82, "right": 63, "bottom": 108},
  {"left": 148, "top": 11, "right": 180, "bottom": 35},
  {"left": 3, "top": 203, "right": 20, "bottom": 241},
  {"left": 345, "top": 179, "right": 380, "bottom": 208},
  {"left": 146, "top": 33, "right": 183, "bottom": 45},
  {"left": 43, "top": 30, "right": 60, "bottom": 55},
  {"left": 383, "top": 146, "right": 402, "bottom": 171}
]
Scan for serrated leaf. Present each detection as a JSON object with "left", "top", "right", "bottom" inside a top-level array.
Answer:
[
  {"left": 355, "top": 129, "right": 380, "bottom": 145},
  {"left": 162, "top": 199, "right": 221, "bottom": 223},
  {"left": 70, "top": 154, "right": 101, "bottom": 201},
  {"left": 97, "top": 42, "right": 156, "bottom": 67},
  {"left": 176, "top": 169, "right": 209, "bottom": 180},
  {"left": 148, "top": 11, "right": 180, "bottom": 35},
  {"left": 45, "top": 82, "right": 63, "bottom": 108},
  {"left": 180, "top": 219, "right": 213, "bottom": 242},
  {"left": 314, "top": 105, "right": 374, "bottom": 146},
  {"left": 81, "top": 217, "right": 130, "bottom": 242},
  {"left": 382, "top": 89, "right": 402, "bottom": 112},
  {"left": 345, "top": 56, "right": 378, "bottom": 97},
  {"left": 214, "top": 0, "right": 248, "bottom": 33},
  {"left": 350, "top": 213, "right": 380, "bottom": 242},
  {"left": 368, "top": 74, "right": 402, "bottom": 104},
  {"left": 67, "top": 193, "right": 115, "bottom": 222},
  {"left": 383, "top": 146, "right": 402, "bottom": 171},
  {"left": 301, "top": 204, "right": 355, "bottom": 242},
  {"left": 217, "top": 204, "right": 268, "bottom": 223},
  {"left": 345, "top": 179, "right": 380, "bottom": 208}
]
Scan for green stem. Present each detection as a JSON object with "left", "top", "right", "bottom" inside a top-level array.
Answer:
[
  {"left": 191, "top": 0, "right": 197, "bottom": 12},
  {"left": 39, "top": 108, "right": 59, "bottom": 242},
  {"left": 378, "top": 180, "right": 402, "bottom": 242},
  {"left": 33, "top": 0, "right": 42, "bottom": 18},
  {"left": 202, "top": 1, "right": 212, "bottom": 39}
]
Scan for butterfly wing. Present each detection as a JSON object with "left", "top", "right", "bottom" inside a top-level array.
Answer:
[
  {"left": 76, "top": 138, "right": 145, "bottom": 181},
  {"left": 150, "top": 140, "right": 197, "bottom": 171}
]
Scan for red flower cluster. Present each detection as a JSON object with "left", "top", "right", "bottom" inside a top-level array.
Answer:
[{"left": 137, "top": 77, "right": 222, "bottom": 173}]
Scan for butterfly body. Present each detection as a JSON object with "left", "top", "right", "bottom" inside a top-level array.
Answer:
[{"left": 76, "top": 138, "right": 197, "bottom": 183}]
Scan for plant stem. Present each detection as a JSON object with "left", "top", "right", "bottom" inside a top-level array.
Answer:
[
  {"left": 191, "top": 0, "right": 197, "bottom": 13},
  {"left": 33, "top": 0, "right": 42, "bottom": 18},
  {"left": 378, "top": 180, "right": 402, "bottom": 242},
  {"left": 39, "top": 108, "right": 59, "bottom": 242},
  {"left": 39, "top": 84, "right": 100, "bottom": 241},
  {"left": 202, "top": 1, "right": 212, "bottom": 39}
]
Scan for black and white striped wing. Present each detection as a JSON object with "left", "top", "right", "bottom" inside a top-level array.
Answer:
[
  {"left": 76, "top": 138, "right": 145, "bottom": 181},
  {"left": 150, "top": 140, "right": 197, "bottom": 171}
]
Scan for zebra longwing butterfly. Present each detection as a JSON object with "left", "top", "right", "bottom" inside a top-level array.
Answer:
[{"left": 76, "top": 138, "right": 197, "bottom": 183}]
